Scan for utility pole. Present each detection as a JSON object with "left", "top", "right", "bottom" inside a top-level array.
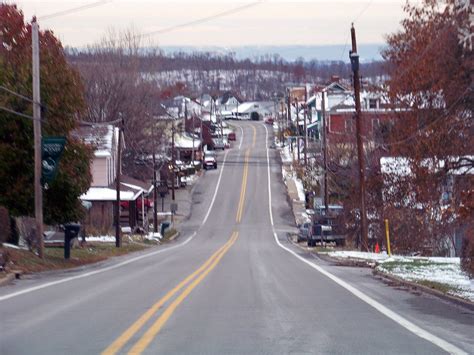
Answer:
[
  {"left": 32, "top": 18, "right": 43, "bottom": 258},
  {"left": 322, "top": 90, "right": 329, "bottom": 215},
  {"left": 115, "top": 114, "right": 123, "bottom": 248},
  {"left": 304, "top": 86, "right": 308, "bottom": 167},
  {"left": 171, "top": 118, "right": 175, "bottom": 201},
  {"left": 350, "top": 24, "right": 369, "bottom": 251},
  {"left": 152, "top": 118, "right": 158, "bottom": 233},
  {"left": 296, "top": 99, "right": 300, "bottom": 162}
]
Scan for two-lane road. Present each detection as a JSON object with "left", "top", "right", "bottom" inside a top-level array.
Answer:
[{"left": 0, "top": 121, "right": 472, "bottom": 354}]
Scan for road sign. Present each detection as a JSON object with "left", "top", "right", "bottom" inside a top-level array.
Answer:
[{"left": 42, "top": 137, "right": 66, "bottom": 184}]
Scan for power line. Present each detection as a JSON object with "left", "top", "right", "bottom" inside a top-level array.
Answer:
[
  {"left": 78, "top": 118, "right": 122, "bottom": 126},
  {"left": 0, "top": 85, "right": 34, "bottom": 104},
  {"left": 133, "top": 1, "right": 265, "bottom": 41},
  {"left": 0, "top": 105, "right": 36, "bottom": 120},
  {"left": 372, "top": 86, "right": 472, "bottom": 148},
  {"left": 39, "top": 0, "right": 113, "bottom": 21},
  {"left": 353, "top": 0, "right": 374, "bottom": 23}
]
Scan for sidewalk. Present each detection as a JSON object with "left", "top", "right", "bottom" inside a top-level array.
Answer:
[
  {"left": 154, "top": 174, "right": 198, "bottom": 229},
  {"left": 280, "top": 151, "right": 308, "bottom": 227}
]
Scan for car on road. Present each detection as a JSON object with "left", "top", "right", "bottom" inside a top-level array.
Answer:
[
  {"left": 203, "top": 151, "right": 217, "bottom": 170},
  {"left": 228, "top": 132, "right": 236, "bottom": 141},
  {"left": 264, "top": 117, "right": 274, "bottom": 125},
  {"left": 212, "top": 138, "right": 225, "bottom": 150}
]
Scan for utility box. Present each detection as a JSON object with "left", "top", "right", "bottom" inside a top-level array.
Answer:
[{"left": 64, "top": 223, "right": 81, "bottom": 259}]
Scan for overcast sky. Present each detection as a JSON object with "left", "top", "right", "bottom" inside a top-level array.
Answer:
[{"left": 14, "top": 0, "right": 414, "bottom": 48}]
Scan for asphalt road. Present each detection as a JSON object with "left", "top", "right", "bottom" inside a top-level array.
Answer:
[{"left": 0, "top": 121, "right": 473, "bottom": 354}]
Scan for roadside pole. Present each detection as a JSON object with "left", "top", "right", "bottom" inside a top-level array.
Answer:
[
  {"left": 296, "top": 99, "right": 300, "bottom": 162},
  {"left": 304, "top": 86, "right": 308, "bottom": 167},
  {"left": 115, "top": 115, "right": 123, "bottom": 248},
  {"left": 152, "top": 119, "right": 158, "bottom": 233},
  {"left": 322, "top": 90, "right": 329, "bottom": 215},
  {"left": 350, "top": 24, "right": 369, "bottom": 251},
  {"left": 32, "top": 18, "right": 43, "bottom": 258},
  {"left": 171, "top": 118, "right": 175, "bottom": 201}
]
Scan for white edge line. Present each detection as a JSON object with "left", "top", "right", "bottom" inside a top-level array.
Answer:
[
  {"left": 261, "top": 123, "right": 466, "bottom": 355},
  {"left": 202, "top": 149, "right": 229, "bottom": 225},
  {"left": 0, "top": 148, "right": 232, "bottom": 302},
  {"left": 0, "top": 232, "right": 195, "bottom": 302},
  {"left": 238, "top": 125, "right": 244, "bottom": 150}
]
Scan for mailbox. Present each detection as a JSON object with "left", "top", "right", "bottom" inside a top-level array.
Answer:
[{"left": 64, "top": 223, "right": 81, "bottom": 259}]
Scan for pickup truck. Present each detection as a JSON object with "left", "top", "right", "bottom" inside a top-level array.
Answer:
[{"left": 303, "top": 214, "right": 346, "bottom": 247}]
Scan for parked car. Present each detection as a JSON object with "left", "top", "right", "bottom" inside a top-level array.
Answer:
[
  {"left": 228, "top": 132, "right": 236, "bottom": 141},
  {"left": 212, "top": 138, "right": 225, "bottom": 150},
  {"left": 297, "top": 221, "right": 312, "bottom": 242},
  {"left": 203, "top": 151, "right": 217, "bottom": 170},
  {"left": 264, "top": 117, "right": 274, "bottom": 125}
]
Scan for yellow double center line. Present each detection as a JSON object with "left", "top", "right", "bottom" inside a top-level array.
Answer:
[
  {"left": 236, "top": 149, "right": 250, "bottom": 223},
  {"left": 103, "top": 132, "right": 254, "bottom": 354},
  {"left": 102, "top": 232, "right": 239, "bottom": 355}
]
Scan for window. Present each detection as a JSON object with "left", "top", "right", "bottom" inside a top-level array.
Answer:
[
  {"left": 369, "top": 98, "right": 378, "bottom": 109},
  {"left": 345, "top": 118, "right": 354, "bottom": 133},
  {"left": 372, "top": 118, "right": 381, "bottom": 133}
]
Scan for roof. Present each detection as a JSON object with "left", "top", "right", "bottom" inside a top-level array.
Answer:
[
  {"left": 174, "top": 133, "right": 202, "bottom": 149},
  {"left": 80, "top": 187, "right": 136, "bottom": 201}
]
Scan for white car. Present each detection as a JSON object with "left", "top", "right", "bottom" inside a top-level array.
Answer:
[{"left": 203, "top": 151, "right": 217, "bottom": 170}]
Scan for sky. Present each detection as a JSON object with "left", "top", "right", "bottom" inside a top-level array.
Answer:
[{"left": 13, "top": 0, "right": 414, "bottom": 48}]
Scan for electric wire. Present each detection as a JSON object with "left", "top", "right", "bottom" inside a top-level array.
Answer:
[
  {"left": 131, "top": 1, "right": 265, "bottom": 41},
  {"left": 0, "top": 105, "right": 36, "bottom": 120},
  {"left": 39, "top": 0, "right": 113, "bottom": 20},
  {"left": 0, "top": 85, "right": 34, "bottom": 104}
]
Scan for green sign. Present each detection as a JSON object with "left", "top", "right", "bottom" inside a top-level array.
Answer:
[{"left": 42, "top": 137, "right": 66, "bottom": 184}]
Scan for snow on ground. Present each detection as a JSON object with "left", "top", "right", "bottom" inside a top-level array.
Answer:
[
  {"left": 294, "top": 178, "right": 306, "bottom": 202},
  {"left": 328, "top": 251, "right": 474, "bottom": 302},
  {"left": 281, "top": 145, "right": 293, "bottom": 163},
  {"left": 329, "top": 250, "right": 390, "bottom": 262},
  {"left": 145, "top": 232, "right": 162, "bottom": 241},
  {"left": 84, "top": 235, "right": 116, "bottom": 242}
]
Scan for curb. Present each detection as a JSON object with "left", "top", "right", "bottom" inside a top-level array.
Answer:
[
  {"left": 0, "top": 270, "right": 23, "bottom": 287},
  {"left": 168, "top": 232, "right": 180, "bottom": 242},
  {"left": 373, "top": 269, "right": 474, "bottom": 311}
]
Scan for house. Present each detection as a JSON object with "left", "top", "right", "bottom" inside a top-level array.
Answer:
[
  {"left": 231, "top": 101, "right": 276, "bottom": 120},
  {"left": 75, "top": 123, "right": 153, "bottom": 234},
  {"left": 217, "top": 91, "right": 242, "bottom": 115}
]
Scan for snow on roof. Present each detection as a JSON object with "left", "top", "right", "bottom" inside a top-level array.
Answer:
[
  {"left": 80, "top": 187, "right": 135, "bottom": 201},
  {"left": 174, "top": 133, "right": 202, "bottom": 149}
]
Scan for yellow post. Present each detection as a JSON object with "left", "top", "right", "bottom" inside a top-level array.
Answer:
[{"left": 384, "top": 219, "right": 391, "bottom": 256}]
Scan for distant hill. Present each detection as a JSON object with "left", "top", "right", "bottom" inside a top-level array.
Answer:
[{"left": 160, "top": 44, "right": 384, "bottom": 62}]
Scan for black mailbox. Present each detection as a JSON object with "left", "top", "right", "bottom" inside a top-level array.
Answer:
[{"left": 64, "top": 223, "right": 81, "bottom": 259}]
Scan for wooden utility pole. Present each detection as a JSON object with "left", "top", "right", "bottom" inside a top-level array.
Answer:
[
  {"left": 304, "top": 86, "right": 308, "bottom": 167},
  {"left": 350, "top": 24, "right": 369, "bottom": 251},
  {"left": 115, "top": 115, "right": 123, "bottom": 248},
  {"left": 171, "top": 118, "right": 175, "bottom": 201},
  {"left": 32, "top": 18, "right": 43, "bottom": 258},
  {"left": 152, "top": 119, "right": 158, "bottom": 233},
  {"left": 296, "top": 99, "right": 300, "bottom": 162},
  {"left": 322, "top": 90, "right": 329, "bottom": 215}
]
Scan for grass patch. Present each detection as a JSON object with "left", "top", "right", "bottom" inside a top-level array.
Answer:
[
  {"left": 415, "top": 280, "right": 460, "bottom": 294},
  {"left": 162, "top": 228, "right": 178, "bottom": 241},
  {"left": 1, "top": 242, "right": 149, "bottom": 274},
  {"left": 379, "top": 260, "right": 446, "bottom": 272}
]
